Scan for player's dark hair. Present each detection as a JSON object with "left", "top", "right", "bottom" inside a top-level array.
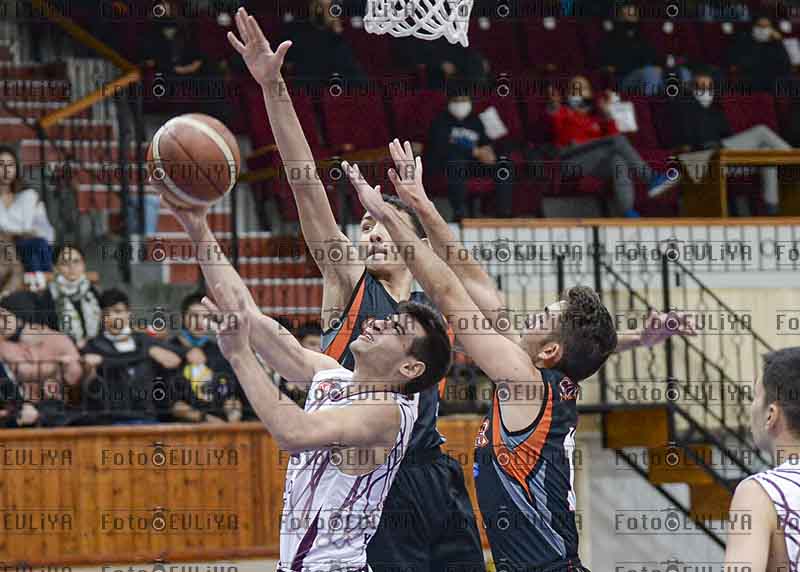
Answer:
[
  {"left": 552, "top": 286, "right": 617, "bottom": 382},
  {"left": 762, "top": 348, "right": 800, "bottom": 435},
  {"left": 0, "top": 145, "right": 24, "bottom": 194},
  {"left": 181, "top": 291, "right": 206, "bottom": 316},
  {"left": 99, "top": 288, "right": 130, "bottom": 310},
  {"left": 381, "top": 194, "right": 426, "bottom": 238},
  {"left": 397, "top": 300, "right": 452, "bottom": 394}
]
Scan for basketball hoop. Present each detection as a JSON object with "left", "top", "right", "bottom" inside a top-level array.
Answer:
[{"left": 364, "top": 0, "right": 474, "bottom": 47}]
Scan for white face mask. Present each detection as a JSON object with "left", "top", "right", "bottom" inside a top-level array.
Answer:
[
  {"left": 567, "top": 95, "right": 586, "bottom": 109},
  {"left": 694, "top": 90, "right": 714, "bottom": 108},
  {"left": 448, "top": 101, "right": 472, "bottom": 120},
  {"left": 753, "top": 26, "right": 772, "bottom": 42}
]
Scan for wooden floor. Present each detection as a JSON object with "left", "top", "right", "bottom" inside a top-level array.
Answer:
[{"left": 73, "top": 560, "right": 279, "bottom": 572}]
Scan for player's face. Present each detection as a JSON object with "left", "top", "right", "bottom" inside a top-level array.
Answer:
[
  {"left": 184, "top": 303, "right": 211, "bottom": 337},
  {"left": 0, "top": 152, "right": 17, "bottom": 186},
  {"left": 56, "top": 247, "right": 86, "bottom": 283},
  {"left": 520, "top": 300, "right": 566, "bottom": 362},
  {"left": 359, "top": 212, "right": 413, "bottom": 274},
  {"left": 350, "top": 313, "right": 425, "bottom": 381},
  {"left": 103, "top": 302, "right": 131, "bottom": 335}
]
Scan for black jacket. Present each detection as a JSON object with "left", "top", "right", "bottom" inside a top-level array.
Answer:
[{"left": 665, "top": 97, "right": 733, "bottom": 150}]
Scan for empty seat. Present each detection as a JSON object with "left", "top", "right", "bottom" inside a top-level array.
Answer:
[
  {"left": 469, "top": 19, "right": 525, "bottom": 73},
  {"left": 321, "top": 90, "right": 390, "bottom": 149},
  {"left": 524, "top": 19, "right": 585, "bottom": 73},
  {"left": 721, "top": 94, "right": 779, "bottom": 133},
  {"left": 389, "top": 90, "right": 448, "bottom": 144}
]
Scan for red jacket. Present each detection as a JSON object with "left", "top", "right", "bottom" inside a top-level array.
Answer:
[{"left": 550, "top": 104, "right": 619, "bottom": 147}]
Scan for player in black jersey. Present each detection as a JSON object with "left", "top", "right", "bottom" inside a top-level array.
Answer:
[{"left": 347, "top": 145, "right": 695, "bottom": 572}]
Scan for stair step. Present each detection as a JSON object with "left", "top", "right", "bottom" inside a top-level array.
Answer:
[
  {"left": 0, "top": 101, "right": 93, "bottom": 120},
  {"left": 0, "top": 62, "right": 68, "bottom": 80},
  {"left": 108, "top": 211, "right": 231, "bottom": 234},
  {"left": 21, "top": 139, "right": 147, "bottom": 163},
  {"left": 0, "top": 118, "right": 114, "bottom": 142},
  {"left": 648, "top": 444, "right": 715, "bottom": 485},
  {"left": 690, "top": 482, "right": 733, "bottom": 521},
  {"left": 605, "top": 406, "right": 670, "bottom": 449},
  {"left": 0, "top": 79, "right": 72, "bottom": 102}
]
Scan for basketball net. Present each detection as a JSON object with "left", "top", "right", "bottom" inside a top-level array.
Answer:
[{"left": 364, "top": 0, "right": 474, "bottom": 47}]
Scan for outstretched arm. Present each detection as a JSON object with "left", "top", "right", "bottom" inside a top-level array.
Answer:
[
  {"left": 210, "top": 285, "right": 398, "bottom": 454},
  {"left": 614, "top": 310, "right": 696, "bottom": 353},
  {"left": 349, "top": 168, "right": 536, "bottom": 385},
  {"left": 229, "top": 7, "right": 363, "bottom": 299},
  {"left": 346, "top": 141, "right": 518, "bottom": 343}
]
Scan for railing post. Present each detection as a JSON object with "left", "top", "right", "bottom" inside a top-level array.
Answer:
[
  {"left": 231, "top": 180, "right": 239, "bottom": 272},
  {"left": 592, "top": 226, "right": 607, "bottom": 405},
  {"left": 661, "top": 249, "right": 675, "bottom": 392},
  {"left": 556, "top": 254, "right": 565, "bottom": 296}
]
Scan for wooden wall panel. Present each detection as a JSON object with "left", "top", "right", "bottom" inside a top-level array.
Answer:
[{"left": 0, "top": 417, "right": 484, "bottom": 565}]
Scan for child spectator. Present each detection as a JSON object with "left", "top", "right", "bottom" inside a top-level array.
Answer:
[
  {"left": 81, "top": 289, "right": 184, "bottom": 425},
  {"left": 166, "top": 292, "right": 246, "bottom": 423}
]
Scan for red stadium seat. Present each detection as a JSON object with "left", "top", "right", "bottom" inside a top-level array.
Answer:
[
  {"left": 524, "top": 19, "right": 585, "bottom": 73},
  {"left": 340, "top": 21, "right": 395, "bottom": 75},
  {"left": 721, "top": 94, "right": 779, "bottom": 133},
  {"left": 472, "top": 93, "right": 526, "bottom": 147},
  {"left": 320, "top": 90, "right": 391, "bottom": 150},
  {"left": 639, "top": 21, "right": 701, "bottom": 63},
  {"left": 389, "top": 90, "right": 448, "bottom": 144},
  {"left": 690, "top": 22, "right": 738, "bottom": 68},
  {"left": 626, "top": 97, "right": 660, "bottom": 150},
  {"left": 245, "top": 82, "right": 324, "bottom": 151},
  {"left": 468, "top": 19, "right": 525, "bottom": 73}
]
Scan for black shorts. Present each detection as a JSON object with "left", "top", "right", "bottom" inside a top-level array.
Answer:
[{"left": 366, "top": 447, "right": 486, "bottom": 572}]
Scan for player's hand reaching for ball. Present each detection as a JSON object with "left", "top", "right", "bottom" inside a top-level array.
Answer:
[
  {"left": 161, "top": 196, "right": 210, "bottom": 235},
  {"left": 227, "top": 7, "right": 292, "bottom": 88},
  {"left": 343, "top": 162, "right": 391, "bottom": 224},
  {"left": 201, "top": 287, "right": 251, "bottom": 359},
  {"left": 387, "top": 139, "right": 432, "bottom": 213}
]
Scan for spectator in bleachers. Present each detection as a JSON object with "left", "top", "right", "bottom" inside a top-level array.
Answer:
[
  {"left": 38, "top": 245, "right": 102, "bottom": 349},
  {"left": 81, "top": 289, "right": 183, "bottom": 425},
  {"left": 669, "top": 72, "right": 791, "bottom": 215},
  {"left": 394, "top": 37, "right": 489, "bottom": 90},
  {"left": 278, "top": 321, "right": 322, "bottom": 406},
  {"left": 165, "top": 293, "right": 245, "bottom": 423},
  {"left": 0, "top": 233, "right": 24, "bottom": 300},
  {"left": 0, "top": 145, "right": 54, "bottom": 287},
  {"left": 140, "top": 0, "right": 205, "bottom": 77},
  {"left": 0, "top": 304, "right": 83, "bottom": 426},
  {"left": 425, "top": 91, "right": 513, "bottom": 221},
  {"left": 728, "top": 16, "right": 792, "bottom": 93},
  {"left": 598, "top": 3, "right": 690, "bottom": 95},
  {"left": 548, "top": 76, "right": 677, "bottom": 217},
  {"left": 282, "top": 0, "right": 367, "bottom": 89}
]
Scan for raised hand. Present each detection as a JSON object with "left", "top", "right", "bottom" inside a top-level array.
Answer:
[
  {"left": 343, "top": 161, "right": 390, "bottom": 223},
  {"left": 387, "top": 139, "right": 430, "bottom": 211},
  {"left": 640, "top": 310, "right": 697, "bottom": 348},
  {"left": 227, "top": 7, "right": 292, "bottom": 87}
]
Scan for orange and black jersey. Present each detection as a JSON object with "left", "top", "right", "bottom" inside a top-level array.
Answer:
[
  {"left": 320, "top": 270, "right": 448, "bottom": 454},
  {"left": 474, "top": 368, "right": 582, "bottom": 571}
]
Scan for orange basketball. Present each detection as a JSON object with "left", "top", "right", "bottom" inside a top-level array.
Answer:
[{"left": 147, "top": 113, "right": 241, "bottom": 208}]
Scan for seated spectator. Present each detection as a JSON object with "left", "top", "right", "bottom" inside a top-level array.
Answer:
[
  {"left": 140, "top": 0, "right": 205, "bottom": 77},
  {"left": 81, "top": 289, "right": 184, "bottom": 425},
  {"left": 0, "top": 145, "right": 55, "bottom": 288},
  {"left": 0, "top": 233, "right": 24, "bottom": 300},
  {"left": 282, "top": 0, "right": 367, "bottom": 89},
  {"left": 669, "top": 72, "right": 791, "bottom": 215},
  {"left": 393, "top": 37, "right": 489, "bottom": 90},
  {"left": 165, "top": 292, "right": 245, "bottom": 423},
  {"left": 0, "top": 304, "right": 83, "bottom": 427},
  {"left": 37, "top": 245, "right": 101, "bottom": 349},
  {"left": 728, "top": 16, "right": 792, "bottom": 93},
  {"left": 599, "top": 3, "right": 690, "bottom": 95},
  {"left": 279, "top": 321, "right": 322, "bottom": 406},
  {"left": 548, "top": 76, "right": 677, "bottom": 217},
  {"left": 425, "top": 90, "right": 513, "bottom": 221}
]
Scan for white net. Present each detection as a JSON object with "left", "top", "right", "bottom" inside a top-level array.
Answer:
[{"left": 364, "top": 0, "right": 474, "bottom": 47}]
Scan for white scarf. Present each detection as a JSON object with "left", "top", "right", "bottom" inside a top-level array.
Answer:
[
  {"left": 103, "top": 326, "right": 136, "bottom": 353},
  {"left": 49, "top": 275, "right": 101, "bottom": 343}
]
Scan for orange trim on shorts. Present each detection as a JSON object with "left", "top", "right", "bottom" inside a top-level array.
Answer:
[
  {"left": 324, "top": 278, "right": 367, "bottom": 362},
  {"left": 491, "top": 384, "right": 553, "bottom": 501}
]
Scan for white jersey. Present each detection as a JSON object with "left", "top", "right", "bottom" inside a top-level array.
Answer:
[
  {"left": 746, "top": 459, "right": 800, "bottom": 572},
  {"left": 278, "top": 368, "right": 419, "bottom": 572}
]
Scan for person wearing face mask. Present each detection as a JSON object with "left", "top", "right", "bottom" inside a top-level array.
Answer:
[
  {"left": 548, "top": 76, "right": 678, "bottom": 217},
  {"left": 426, "top": 92, "right": 514, "bottom": 221},
  {"left": 669, "top": 72, "right": 791, "bottom": 215},
  {"left": 165, "top": 292, "right": 249, "bottom": 423},
  {"left": 728, "top": 16, "right": 792, "bottom": 93},
  {"left": 81, "top": 288, "right": 191, "bottom": 425}
]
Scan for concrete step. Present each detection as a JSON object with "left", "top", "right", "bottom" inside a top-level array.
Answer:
[
  {"left": 20, "top": 139, "right": 148, "bottom": 163},
  {"left": 0, "top": 79, "right": 71, "bottom": 102},
  {"left": 0, "top": 61, "right": 68, "bottom": 80},
  {"left": 0, "top": 118, "right": 114, "bottom": 141},
  {"left": 0, "top": 101, "right": 92, "bottom": 120}
]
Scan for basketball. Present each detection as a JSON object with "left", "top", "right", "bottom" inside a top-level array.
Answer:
[{"left": 147, "top": 113, "right": 241, "bottom": 208}]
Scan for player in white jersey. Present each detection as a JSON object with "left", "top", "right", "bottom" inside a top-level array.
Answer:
[
  {"left": 726, "top": 348, "right": 800, "bottom": 572},
  {"left": 202, "top": 284, "right": 452, "bottom": 572}
]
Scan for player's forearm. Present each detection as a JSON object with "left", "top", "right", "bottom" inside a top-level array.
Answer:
[
  {"left": 226, "top": 347, "right": 308, "bottom": 451},
  {"left": 249, "top": 313, "right": 314, "bottom": 383},
  {"left": 183, "top": 219, "right": 259, "bottom": 313},
  {"left": 614, "top": 331, "right": 644, "bottom": 354}
]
